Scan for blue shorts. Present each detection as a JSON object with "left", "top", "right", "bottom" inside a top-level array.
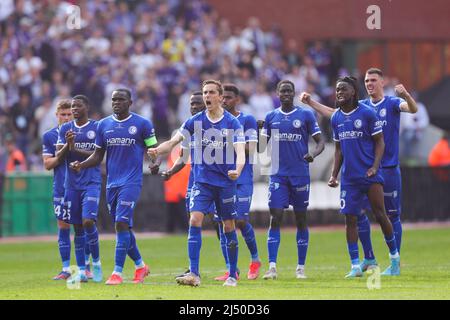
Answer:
[
  {"left": 107, "top": 185, "right": 141, "bottom": 228},
  {"left": 53, "top": 195, "right": 66, "bottom": 222},
  {"left": 340, "top": 175, "right": 384, "bottom": 216},
  {"left": 186, "top": 188, "right": 216, "bottom": 215},
  {"left": 360, "top": 167, "right": 401, "bottom": 216},
  {"left": 190, "top": 182, "right": 237, "bottom": 221},
  {"left": 268, "top": 176, "right": 310, "bottom": 212},
  {"left": 213, "top": 183, "right": 253, "bottom": 222},
  {"left": 63, "top": 187, "right": 101, "bottom": 225}
]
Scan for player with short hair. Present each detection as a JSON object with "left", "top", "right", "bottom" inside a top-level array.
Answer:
[
  {"left": 42, "top": 99, "right": 73, "bottom": 280},
  {"left": 328, "top": 76, "right": 400, "bottom": 277},
  {"left": 70, "top": 89, "right": 157, "bottom": 285},
  {"left": 260, "top": 80, "right": 325, "bottom": 280},
  {"left": 300, "top": 68, "right": 416, "bottom": 275},
  {"left": 56, "top": 95, "right": 103, "bottom": 283},
  {"left": 213, "top": 83, "right": 261, "bottom": 281},
  {"left": 149, "top": 80, "right": 246, "bottom": 287}
]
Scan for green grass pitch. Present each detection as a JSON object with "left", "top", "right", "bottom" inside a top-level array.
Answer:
[{"left": 1, "top": 227, "right": 449, "bottom": 300}]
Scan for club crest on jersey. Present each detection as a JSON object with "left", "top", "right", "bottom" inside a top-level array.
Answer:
[
  {"left": 293, "top": 119, "right": 302, "bottom": 128},
  {"left": 87, "top": 130, "right": 96, "bottom": 139},
  {"left": 354, "top": 119, "right": 362, "bottom": 129},
  {"left": 379, "top": 109, "right": 386, "bottom": 117},
  {"left": 221, "top": 129, "right": 228, "bottom": 136},
  {"left": 128, "top": 126, "right": 137, "bottom": 135}
]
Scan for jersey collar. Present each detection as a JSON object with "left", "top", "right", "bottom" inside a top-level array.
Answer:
[
  {"left": 73, "top": 120, "right": 91, "bottom": 129},
  {"left": 369, "top": 97, "right": 386, "bottom": 107},
  {"left": 279, "top": 107, "right": 297, "bottom": 116},
  {"left": 206, "top": 112, "right": 224, "bottom": 124},
  {"left": 340, "top": 106, "right": 359, "bottom": 116},
  {"left": 112, "top": 113, "right": 133, "bottom": 122}
]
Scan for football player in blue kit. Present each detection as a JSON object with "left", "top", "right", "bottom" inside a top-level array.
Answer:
[
  {"left": 56, "top": 95, "right": 103, "bottom": 283},
  {"left": 328, "top": 76, "right": 400, "bottom": 277},
  {"left": 214, "top": 83, "right": 261, "bottom": 281},
  {"left": 70, "top": 89, "right": 157, "bottom": 285},
  {"left": 300, "top": 68, "right": 416, "bottom": 275},
  {"left": 149, "top": 80, "right": 246, "bottom": 287},
  {"left": 42, "top": 100, "right": 73, "bottom": 280},
  {"left": 260, "top": 80, "right": 325, "bottom": 280}
]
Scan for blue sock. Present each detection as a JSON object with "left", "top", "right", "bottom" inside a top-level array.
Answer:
[
  {"left": 384, "top": 234, "right": 398, "bottom": 256},
  {"left": 85, "top": 225, "right": 100, "bottom": 263},
  {"left": 389, "top": 215, "right": 402, "bottom": 254},
  {"left": 74, "top": 231, "right": 86, "bottom": 270},
  {"left": 224, "top": 230, "right": 239, "bottom": 279},
  {"left": 296, "top": 229, "right": 309, "bottom": 265},
  {"left": 218, "top": 224, "right": 229, "bottom": 269},
  {"left": 240, "top": 223, "right": 259, "bottom": 261},
  {"left": 357, "top": 215, "right": 375, "bottom": 260},
  {"left": 267, "top": 228, "right": 281, "bottom": 263},
  {"left": 114, "top": 231, "right": 131, "bottom": 273},
  {"left": 347, "top": 242, "right": 360, "bottom": 265},
  {"left": 128, "top": 230, "right": 143, "bottom": 266},
  {"left": 188, "top": 226, "right": 202, "bottom": 276},
  {"left": 58, "top": 228, "right": 71, "bottom": 269},
  {"left": 84, "top": 239, "right": 90, "bottom": 267}
]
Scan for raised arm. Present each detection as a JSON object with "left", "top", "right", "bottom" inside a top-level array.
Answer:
[
  {"left": 300, "top": 92, "right": 335, "bottom": 118},
  {"left": 395, "top": 84, "right": 417, "bottom": 113},
  {"left": 148, "top": 131, "right": 184, "bottom": 160}
]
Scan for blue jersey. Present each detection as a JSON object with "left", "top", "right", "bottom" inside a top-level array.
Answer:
[
  {"left": 262, "top": 107, "right": 321, "bottom": 177},
  {"left": 42, "top": 126, "right": 65, "bottom": 196},
  {"left": 236, "top": 112, "right": 257, "bottom": 185},
  {"left": 360, "top": 96, "right": 405, "bottom": 167},
  {"left": 331, "top": 103, "right": 383, "bottom": 184},
  {"left": 58, "top": 120, "right": 101, "bottom": 190},
  {"left": 95, "top": 112, "right": 157, "bottom": 188},
  {"left": 179, "top": 110, "right": 245, "bottom": 188}
]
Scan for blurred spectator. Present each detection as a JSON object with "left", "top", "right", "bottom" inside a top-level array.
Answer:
[
  {"left": 400, "top": 99, "right": 429, "bottom": 160},
  {"left": 284, "top": 39, "right": 303, "bottom": 70},
  {"left": 9, "top": 90, "right": 35, "bottom": 156},
  {"left": 5, "top": 134, "right": 27, "bottom": 173},
  {"left": 307, "top": 41, "right": 331, "bottom": 93},
  {"left": 248, "top": 83, "right": 274, "bottom": 121},
  {"left": 428, "top": 131, "right": 450, "bottom": 167}
]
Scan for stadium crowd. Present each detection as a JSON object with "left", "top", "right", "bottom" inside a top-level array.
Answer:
[{"left": 0, "top": 0, "right": 429, "bottom": 172}]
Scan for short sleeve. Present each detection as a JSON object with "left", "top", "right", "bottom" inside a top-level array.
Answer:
[
  {"left": 261, "top": 113, "right": 271, "bottom": 138},
  {"left": 232, "top": 118, "right": 245, "bottom": 144},
  {"left": 368, "top": 109, "right": 383, "bottom": 136},
  {"left": 391, "top": 96, "right": 405, "bottom": 113},
  {"left": 57, "top": 124, "right": 67, "bottom": 145},
  {"left": 42, "top": 132, "right": 55, "bottom": 156},
  {"left": 306, "top": 110, "right": 321, "bottom": 137},
  {"left": 331, "top": 112, "right": 339, "bottom": 142},
  {"left": 178, "top": 117, "right": 194, "bottom": 140},
  {"left": 143, "top": 119, "right": 157, "bottom": 147},
  {"left": 95, "top": 121, "right": 105, "bottom": 149},
  {"left": 244, "top": 115, "right": 258, "bottom": 142}
]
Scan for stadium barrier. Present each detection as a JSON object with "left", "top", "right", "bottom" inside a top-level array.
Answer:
[{"left": 1, "top": 167, "right": 449, "bottom": 236}]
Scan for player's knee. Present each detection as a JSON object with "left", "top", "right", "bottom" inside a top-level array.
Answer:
[
  {"left": 236, "top": 219, "right": 246, "bottom": 230},
  {"left": 345, "top": 215, "right": 358, "bottom": 228},
  {"left": 82, "top": 219, "right": 95, "bottom": 229},
  {"left": 189, "top": 213, "right": 203, "bottom": 227},
  {"left": 57, "top": 220, "right": 70, "bottom": 230},
  {"left": 270, "top": 214, "right": 283, "bottom": 229},
  {"left": 294, "top": 213, "right": 307, "bottom": 230},
  {"left": 115, "top": 222, "right": 129, "bottom": 232},
  {"left": 73, "top": 224, "right": 84, "bottom": 235},
  {"left": 223, "top": 220, "right": 236, "bottom": 233}
]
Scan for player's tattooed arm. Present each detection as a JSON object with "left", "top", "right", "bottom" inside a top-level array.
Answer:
[
  {"left": 304, "top": 133, "right": 325, "bottom": 162},
  {"left": 396, "top": 84, "right": 418, "bottom": 113},
  {"left": 328, "top": 141, "right": 342, "bottom": 187},
  {"left": 367, "top": 132, "right": 385, "bottom": 177},
  {"left": 299, "top": 92, "right": 335, "bottom": 119}
]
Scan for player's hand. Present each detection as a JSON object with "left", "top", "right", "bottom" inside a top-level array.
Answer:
[
  {"left": 69, "top": 161, "right": 82, "bottom": 173},
  {"left": 257, "top": 120, "right": 265, "bottom": 130},
  {"left": 161, "top": 171, "right": 172, "bottom": 181},
  {"left": 147, "top": 148, "right": 158, "bottom": 160},
  {"left": 366, "top": 167, "right": 377, "bottom": 177},
  {"left": 394, "top": 84, "right": 409, "bottom": 99},
  {"left": 304, "top": 153, "right": 314, "bottom": 163},
  {"left": 148, "top": 161, "right": 160, "bottom": 175},
  {"left": 66, "top": 130, "right": 75, "bottom": 150},
  {"left": 328, "top": 176, "right": 339, "bottom": 188},
  {"left": 299, "top": 92, "right": 311, "bottom": 105},
  {"left": 228, "top": 170, "right": 240, "bottom": 181}
]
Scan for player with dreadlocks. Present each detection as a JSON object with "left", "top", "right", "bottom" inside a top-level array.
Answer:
[{"left": 328, "top": 77, "right": 400, "bottom": 278}]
